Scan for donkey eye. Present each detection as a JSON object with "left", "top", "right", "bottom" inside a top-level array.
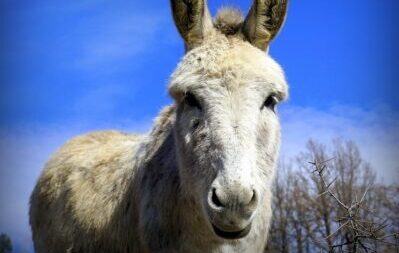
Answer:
[
  {"left": 262, "top": 95, "right": 278, "bottom": 112},
  {"left": 184, "top": 92, "right": 202, "bottom": 110}
]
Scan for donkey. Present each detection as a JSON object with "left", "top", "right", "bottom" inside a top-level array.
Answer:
[{"left": 29, "top": 0, "right": 289, "bottom": 252}]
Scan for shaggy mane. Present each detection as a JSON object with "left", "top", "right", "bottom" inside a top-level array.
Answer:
[{"left": 214, "top": 8, "right": 244, "bottom": 36}]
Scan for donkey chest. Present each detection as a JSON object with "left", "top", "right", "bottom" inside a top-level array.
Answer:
[
  {"left": 175, "top": 221, "right": 266, "bottom": 253},
  {"left": 178, "top": 236, "right": 264, "bottom": 253}
]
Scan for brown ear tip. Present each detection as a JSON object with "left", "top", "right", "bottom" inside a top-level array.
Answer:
[
  {"left": 242, "top": 0, "right": 289, "bottom": 50},
  {"left": 170, "top": 0, "right": 213, "bottom": 49}
]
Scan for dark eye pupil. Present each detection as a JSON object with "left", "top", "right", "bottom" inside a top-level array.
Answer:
[
  {"left": 184, "top": 92, "right": 202, "bottom": 110},
  {"left": 263, "top": 95, "right": 277, "bottom": 112}
]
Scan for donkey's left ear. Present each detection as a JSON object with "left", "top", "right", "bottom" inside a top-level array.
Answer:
[
  {"left": 242, "top": 0, "right": 288, "bottom": 51},
  {"left": 170, "top": 0, "right": 213, "bottom": 50}
]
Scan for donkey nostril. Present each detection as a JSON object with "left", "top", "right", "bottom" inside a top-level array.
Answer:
[{"left": 211, "top": 188, "right": 224, "bottom": 208}]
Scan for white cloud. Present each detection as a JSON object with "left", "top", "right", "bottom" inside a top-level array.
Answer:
[
  {"left": 75, "top": 10, "right": 174, "bottom": 68},
  {"left": 72, "top": 82, "right": 137, "bottom": 118},
  {"left": 280, "top": 104, "right": 399, "bottom": 183}
]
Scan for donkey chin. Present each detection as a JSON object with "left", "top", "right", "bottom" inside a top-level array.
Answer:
[{"left": 204, "top": 180, "right": 259, "bottom": 240}]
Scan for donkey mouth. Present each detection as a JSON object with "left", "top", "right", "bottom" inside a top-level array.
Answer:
[{"left": 211, "top": 223, "right": 252, "bottom": 240}]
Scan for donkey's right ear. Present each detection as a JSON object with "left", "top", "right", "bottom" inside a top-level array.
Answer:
[
  {"left": 242, "top": 0, "right": 288, "bottom": 51},
  {"left": 170, "top": 0, "right": 213, "bottom": 50}
]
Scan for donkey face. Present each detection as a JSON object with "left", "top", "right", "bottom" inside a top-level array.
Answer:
[{"left": 169, "top": 0, "right": 288, "bottom": 240}]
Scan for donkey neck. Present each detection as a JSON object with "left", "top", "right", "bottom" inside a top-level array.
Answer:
[
  {"left": 141, "top": 105, "right": 178, "bottom": 180},
  {"left": 137, "top": 105, "right": 183, "bottom": 208},
  {"left": 136, "top": 106, "right": 224, "bottom": 251}
]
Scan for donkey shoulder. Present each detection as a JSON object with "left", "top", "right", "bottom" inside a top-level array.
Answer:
[
  {"left": 31, "top": 131, "right": 144, "bottom": 233},
  {"left": 45, "top": 130, "right": 143, "bottom": 175}
]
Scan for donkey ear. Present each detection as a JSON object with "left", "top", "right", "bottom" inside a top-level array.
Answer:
[
  {"left": 170, "top": 0, "right": 213, "bottom": 50},
  {"left": 242, "top": 0, "right": 288, "bottom": 51}
]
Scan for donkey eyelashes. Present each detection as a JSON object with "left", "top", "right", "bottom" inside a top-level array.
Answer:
[
  {"left": 262, "top": 95, "right": 279, "bottom": 112},
  {"left": 184, "top": 92, "right": 202, "bottom": 110},
  {"left": 183, "top": 92, "right": 202, "bottom": 130}
]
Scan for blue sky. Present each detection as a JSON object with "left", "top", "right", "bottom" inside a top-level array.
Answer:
[{"left": 0, "top": 0, "right": 398, "bottom": 252}]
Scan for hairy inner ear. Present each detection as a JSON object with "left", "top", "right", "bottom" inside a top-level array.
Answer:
[
  {"left": 242, "top": 0, "right": 288, "bottom": 51},
  {"left": 170, "top": 0, "right": 213, "bottom": 50}
]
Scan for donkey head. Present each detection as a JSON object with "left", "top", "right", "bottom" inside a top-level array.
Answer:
[{"left": 169, "top": 0, "right": 288, "bottom": 240}]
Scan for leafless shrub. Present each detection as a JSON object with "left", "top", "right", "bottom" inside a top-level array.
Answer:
[{"left": 265, "top": 139, "right": 399, "bottom": 253}]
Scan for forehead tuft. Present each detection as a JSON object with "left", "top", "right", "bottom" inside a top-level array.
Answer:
[{"left": 214, "top": 8, "right": 244, "bottom": 36}]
